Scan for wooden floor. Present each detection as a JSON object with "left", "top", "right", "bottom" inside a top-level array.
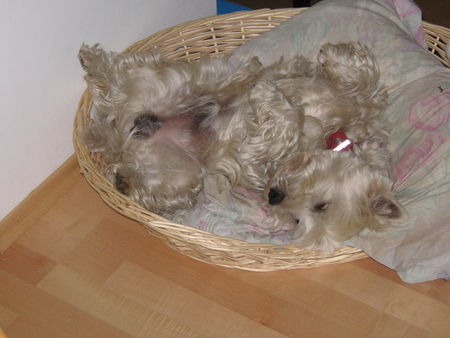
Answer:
[{"left": 0, "top": 157, "right": 449, "bottom": 337}]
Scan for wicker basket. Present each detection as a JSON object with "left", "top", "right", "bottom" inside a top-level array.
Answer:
[{"left": 73, "top": 8, "right": 450, "bottom": 271}]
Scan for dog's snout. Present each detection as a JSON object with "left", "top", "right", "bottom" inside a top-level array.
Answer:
[
  {"left": 131, "top": 113, "right": 161, "bottom": 139},
  {"left": 115, "top": 174, "right": 130, "bottom": 195},
  {"left": 268, "top": 187, "right": 285, "bottom": 205}
]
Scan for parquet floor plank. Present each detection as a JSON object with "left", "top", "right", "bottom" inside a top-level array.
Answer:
[{"left": 0, "top": 159, "right": 448, "bottom": 337}]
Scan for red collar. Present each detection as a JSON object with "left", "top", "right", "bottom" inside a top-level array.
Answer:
[{"left": 327, "top": 129, "right": 354, "bottom": 152}]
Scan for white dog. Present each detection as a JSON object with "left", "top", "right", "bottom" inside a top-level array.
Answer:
[
  {"left": 203, "top": 42, "right": 407, "bottom": 251},
  {"left": 79, "top": 44, "right": 260, "bottom": 215}
]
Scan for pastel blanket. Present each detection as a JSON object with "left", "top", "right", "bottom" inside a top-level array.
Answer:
[{"left": 175, "top": 0, "right": 450, "bottom": 283}]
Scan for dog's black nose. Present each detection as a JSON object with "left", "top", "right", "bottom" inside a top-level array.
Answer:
[
  {"left": 268, "top": 187, "right": 285, "bottom": 205},
  {"left": 131, "top": 113, "right": 161, "bottom": 139}
]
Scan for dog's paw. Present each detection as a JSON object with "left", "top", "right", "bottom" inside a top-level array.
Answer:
[
  {"left": 317, "top": 42, "right": 381, "bottom": 98},
  {"left": 318, "top": 42, "right": 374, "bottom": 71}
]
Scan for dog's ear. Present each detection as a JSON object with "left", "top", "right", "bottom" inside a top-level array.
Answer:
[
  {"left": 79, "top": 44, "right": 116, "bottom": 109},
  {"left": 370, "top": 194, "right": 408, "bottom": 228}
]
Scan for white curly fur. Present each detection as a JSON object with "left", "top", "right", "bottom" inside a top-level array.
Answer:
[
  {"left": 79, "top": 41, "right": 407, "bottom": 251},
  {"left": 79, "top": 44, "right": 261, "bottom": 215}
]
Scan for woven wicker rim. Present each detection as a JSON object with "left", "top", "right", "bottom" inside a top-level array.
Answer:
[{"left": 73, "top": 8, "right": 450, "bottom": 271}]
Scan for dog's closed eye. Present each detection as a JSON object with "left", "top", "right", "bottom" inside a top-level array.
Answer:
[
  {"left": 268, "top": 187, "right": 286, "bottom": 205},
  {"left": 313, "top": 202, "right": 330, "bottom": 212},
  {"left": 131, "top": 113, "right": 161, "bottom": 139}
]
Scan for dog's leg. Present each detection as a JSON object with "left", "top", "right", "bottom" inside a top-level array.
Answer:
[
  {"left": 241, "top": 80, "right": 305, "bottom": 190},
  {"left": 317, "top": 42, "right": 386, "bottom": 104},
  {"left": 262, "top": 55, "right": 315, "bottom": 80}
]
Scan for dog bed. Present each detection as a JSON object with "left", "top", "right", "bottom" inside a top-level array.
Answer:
[{"left": 74, "top": 1, "right": 449, "bottom": 278}]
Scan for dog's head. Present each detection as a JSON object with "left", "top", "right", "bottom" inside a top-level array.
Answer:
[
  {"left": 82, "top": 108, "right": 209, "bottom": 214},
  {"left": 266, "top": 151, "right": 407, "bottom": 252}
]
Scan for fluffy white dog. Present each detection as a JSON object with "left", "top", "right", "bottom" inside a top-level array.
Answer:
[{"left": 79, "top": 44, "right": 260, "bottom": 214}]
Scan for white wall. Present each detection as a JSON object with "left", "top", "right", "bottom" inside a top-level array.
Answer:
[{"left": 0, "top": 0, "right": 216, "bottom": 220}]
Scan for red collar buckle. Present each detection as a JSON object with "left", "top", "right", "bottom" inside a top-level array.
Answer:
[{"left": 327, "top": 130, "right": 353, "bottom": 152}]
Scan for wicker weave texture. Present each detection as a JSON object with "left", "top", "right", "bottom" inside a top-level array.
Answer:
[{"left": 73, "top": 8, "right": 450, "bottom": 271}]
